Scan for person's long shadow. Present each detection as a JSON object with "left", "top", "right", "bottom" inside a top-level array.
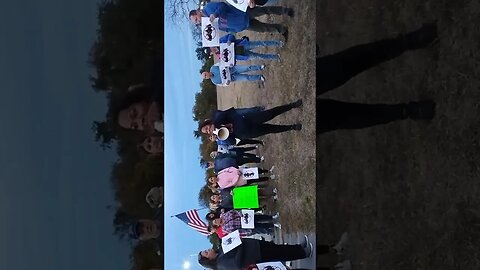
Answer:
[{"left": 315, "top": 22, "right": 438, "bottom": 134}]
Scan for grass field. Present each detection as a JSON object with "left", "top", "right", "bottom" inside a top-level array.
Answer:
[
  {"left": 216, "top": 0, "right": 480, "bottom": 268},
  {"left": 216, "top": 1, "right": 317, "bottom": 234},
  {"left": 315, "top": 0, "right": 480, "bottom": 268}
]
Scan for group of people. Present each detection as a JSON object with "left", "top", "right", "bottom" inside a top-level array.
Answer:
[
  {"left": 202, "top": 34, "right": 284, "bottom": 85},
  {"left": 192, "top": 0, "right": 293, "bottom": 86},
  {"left": 189, "top": 1, "right": 330, "bottom": 270},
  {"left": 180, "top": 0, "right": 442, "bottom": 269}
]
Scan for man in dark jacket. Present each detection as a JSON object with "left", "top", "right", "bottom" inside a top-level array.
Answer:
[
  {"left": 189, "top": 2, "right": 292, "bottom": 38},
  {"left": 198, "top": 238, "right": 311, "bottom": 270},
  {"left": 200, "top": 100, "right": 302, "bottom": 139}
]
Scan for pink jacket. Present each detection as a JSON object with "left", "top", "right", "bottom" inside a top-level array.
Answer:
[{"left": 217, "top": 167, "right": 247, "bottom": 189}]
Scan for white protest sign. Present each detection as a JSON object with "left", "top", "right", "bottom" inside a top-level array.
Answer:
[
  {"left": 256, "top": 262, "right": 288, "bottom": 270},
  {"left": 221, "top": 230, "right": 242, "bottom": 253},
  {"left": 201, "top": 17, "right": 220, "bottom": 47},
  {"left": 219, "top": 42, "right": 235, "bottom": 67},
  {"left": 240, "top": 209, "right": 255, "bottom": 229},
  {"left": 240, "top": 167, "right": 259, "bottom": 180},
  {"left": 220, "top": 65, "right": 231, "bottom": 85},
  {"left": 225, "top": 0, "right": 249, "bottom": 12},
  {"left": 217, "top": 144, "right": 229, "bottom": 153}
]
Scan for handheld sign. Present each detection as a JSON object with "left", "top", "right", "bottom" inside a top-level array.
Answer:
[
  {"left": 221, "top": 230, "right": 242, "bottom": 253},
  {"left": 256, "top": 262, "right": 288, "bottom": 270},
  {"left": 220, "top": 65, "right": 231, "bottom": 85},
  {"left": 233, "top": 185, "right": 259, "bottom": 209},
  {"left": 240, "top": 167, "right": 259, "bottom": 180},
  {"left": 217, "top": 144, "right": 229, "bottom": 153},
  {"left": 225, "top": 0, "right": 249, "bottom": 12},
  {"left": 240, "top": 209, "right": 255, "bottom": 229},
  {"left": 201, "top": 18, "right": 220, "bottom": 47},
  {"left": 219, "top": 42, "right": 235, "bottom": 67}
]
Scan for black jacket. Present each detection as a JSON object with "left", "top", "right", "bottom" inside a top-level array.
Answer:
[{"left": 217, "top": 238, "right": 261, "bottom": 270}]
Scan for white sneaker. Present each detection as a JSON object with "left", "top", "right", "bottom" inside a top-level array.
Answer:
[
  {"left": 273, "top": 194, "right": 278, "bottom": 201},
  {"left": 272, "top": 212, "right": 280, "bottom": 220},
  {"left": 334, "top": 260, "right": 352, "bottom": 270},
  {"left": 260, "top": 75, "right": 265, "bottom": 82},
  {"left": 269, "top": 174, "right": 276, "bottom": 180},
  {"left": 274, "top": 223, "right": 282, "bottom": 229},
  {"left": 333, "top": 232, "right": 349, "bottom": 255},
  {"left": 305, "top": 243, "right": 313, "bottom": 258},
  {"left": 279, "top": 41, "right": 285, "bottom": 47},
  {"left": 255, "top": 145, "right": 259, "bottom": 149},
  {"left": 269, "top": 166, "right": 275, "bottom": 173},
  {"left": 260, "top": 156, "right": 265, "bottom": 162},
  {"left": 301, "top": 234, "right": 309, "bottom": 248},
  {"left": 277, "top": 54, "right": 282, "bottom": 62},
  {"left": 260, "top": 64, "right": 266, "bottom": 70},
  {"left": 272, "top": 187, "right": 278, "bottom": 195}
]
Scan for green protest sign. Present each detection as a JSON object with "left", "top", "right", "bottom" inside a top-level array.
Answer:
[{"left": 232, "top": 185, "right": 259, "bottom": 209}]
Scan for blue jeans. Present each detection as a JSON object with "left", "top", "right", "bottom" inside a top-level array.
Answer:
[
  {"left": 244, "top": 40, "right": 282, "bottom": 49},
  {"left": 244, "top": 50, "right": 279, "bottom": 60},
  {"left": 231, "top": 65, "right": 263, "bottom": 82}
]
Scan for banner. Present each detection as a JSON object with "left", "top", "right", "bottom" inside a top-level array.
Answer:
[
  {"left": 233, "top": 185, "right": 259, "bottom": 209},
  {"left": 201, "top": 17, "right": 220, "bottom": 47},
  {"left": 225, "top": 0, "right": 249, "bottom": 12},
  {"left": 221, "top": 230, "right": 242, "bottom": 253},
  {"left": 240, "top": 209, "right": 255, "bottom": 228},
  {"left": 220, "top": 65, "right": 231, "bottom": 85},
  {"left": 240, "top": 167, "right": 259, "bottom": 180},
  {"left": 256, "top": 262, "right": 288, "bottom": 270},
  {"left": 219, "top": 42, "right": 235, "bottom": 67}
]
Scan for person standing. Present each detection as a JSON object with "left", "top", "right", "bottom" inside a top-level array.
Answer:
[
  {"left": 189, "top": 2, "right": 293, "bottom": 39},
  {"left": 199, "top": 99, "right": 303, "bottom": 139}
]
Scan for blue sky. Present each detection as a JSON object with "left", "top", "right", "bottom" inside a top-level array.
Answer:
[
  {"left": 0, "top": 0, "right": 130, "bottom": 269},
  {"left": 164, "top": 3, "right": 212, "bottom": 270}
]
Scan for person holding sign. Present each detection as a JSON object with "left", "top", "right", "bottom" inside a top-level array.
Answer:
[
  {"left": 210, "top": 186, "right": 277, "bottom": 211},
  {"left": 199, "top": 99, "right": 303, "bottom": 140},
  {"left": 206, "top": 210, "right": 278, "bottom": 236},
  {"left": 197, "top": 237, "right": 312, "bottom": 270},
  {"left": 189, "top": 2, "right": 292, "bottom": 39},
  {"left": 202, "top": 63, "right": 265, "bottom": 86},
  {"left": 218, "top": 34, "right": 282, "bottom": 61},
  {"left": 216, "top": 166, "right": 275, "bottom": 189}
]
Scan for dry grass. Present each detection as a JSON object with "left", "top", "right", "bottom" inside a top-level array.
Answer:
[
  {"left": 216, "top": 1, "right": 317, "bottom": 233},
  {"left": 316, "top": 0, "right": 480, "bottom": 268}
]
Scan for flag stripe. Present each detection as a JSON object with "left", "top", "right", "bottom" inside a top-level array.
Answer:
[
  {"left": 175, "top": 209, "right": 209, "bottom": 236},
  {"left": 187, "top": 210, "right": 207, "bottom": 227}
]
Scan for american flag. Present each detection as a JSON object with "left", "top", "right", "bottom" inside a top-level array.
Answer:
[{"left": 174, "top": 209, "right": 210, "bottom": 236}]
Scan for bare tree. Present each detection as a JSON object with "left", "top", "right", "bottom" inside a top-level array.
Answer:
[{"left": 166, "top": 0, "right": 200, "bottom": 25}]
